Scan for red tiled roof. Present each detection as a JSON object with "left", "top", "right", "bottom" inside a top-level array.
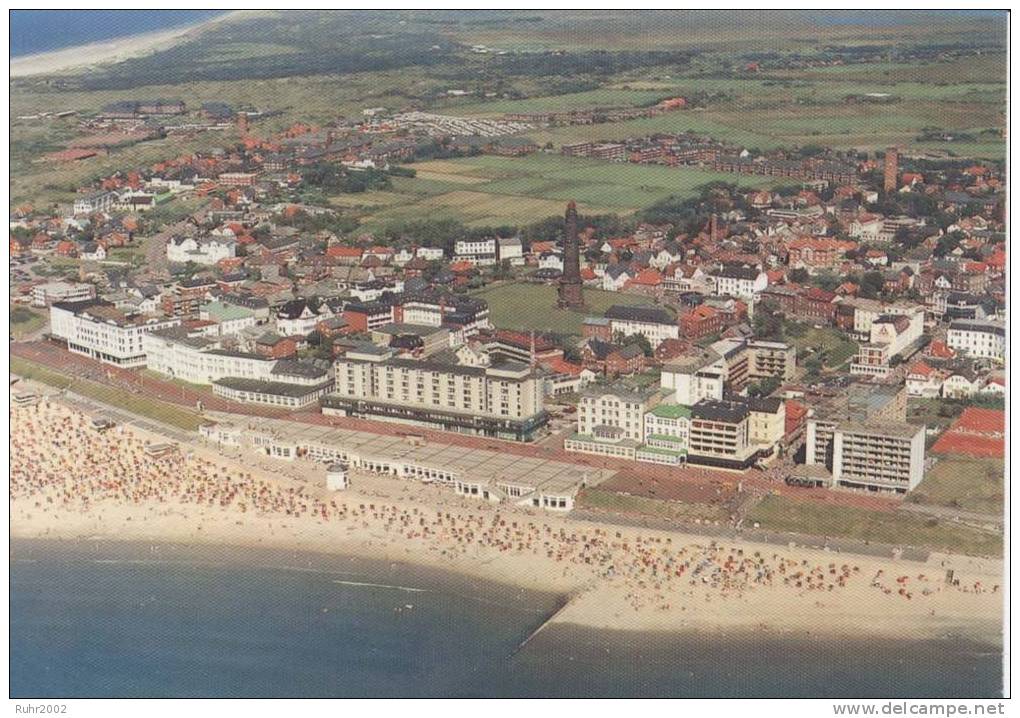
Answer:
[
  {"left": 931, "top": 407, "right": 1005, "bottom": 458},
  {"left": 906, "top": 361, "right": 936, "bottom": 378},
  {"left": 626, "top": 268, "right": 663, "bottom": 286},
  {"left": 925, "top": 340, "right": 957, "bottom": 359},
  {"left": 954, "top": 407, "right": 1005, "bottom": 435},
  {"left": 539, "top": 357, "right": 584, "bottom": 376},
  {"left": 326, "top": 245, "right": 363, "bottom": 258},
  {"left": 930, "top": 433, "right": 1003, "bottom": 458}
]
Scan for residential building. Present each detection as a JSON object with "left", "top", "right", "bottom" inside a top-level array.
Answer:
[
  {"left": 276, "top": 299, "right": 332, "bottom": 337},
  {"left": 831, "top": 422, "right": 926, "bottom": 494},
  {"left": 166, "top": 235, "right": 237, "bottom": 265},
  {"left": 604, "top": 304, "right": 679, "bottom": 348},
  {"left": 687, "top": 399, "right": 757, "bottom": 470},
  {"left": 746, "top": 340, "right": 796, "bottom": 381},
  {"left": 746, "top": 396, "right": 786, "bottom": 455},
  {"left": 659, "top": 349, "right": 725, "bottom": 405},
  {"left": 710, "top": 265, "right": 767, "bottom": 301},
  {"left": 73, "top": 190, "right": 118, "bottom": 215},
  {"left": 324, "top": 347, "right": 547, "bottom": 441},
  {"left": 640, "top": 402, "right": 691, "bottom": 464},
  {"left": 453, "top": 238, "right": 498, "bottom": 266},
  {"left": 850, "top": 308, "right": 924, "bottom": 378},
  {"left": 31, "top": 281, "right": 96, "bottom": 307},
  {"left": 199, "top": 301, "right": 258, "bottom": 335},
  {"left": 50, "top": 300, "right": 180, "bottom": 367},
  {"left": 947, "top": 320, "right": 1005, "bottom": 362},
  {"left": 565, "top": 383, "right": 665, "bottom": 460}
]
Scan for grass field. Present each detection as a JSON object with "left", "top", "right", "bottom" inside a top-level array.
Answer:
[
  {"left": 358, "top": 153, "right": 778, "bottom": 229},
  {"left": 747, "top": 495, "right": 1002, "bottom": 557},
  {"left": 11, "top": 357, "right": 205, "bottom": 431},
  {"left": 577, "top": 487, "right": 728, "bottom": 523},
  {"left": 10, "top": 306, "right": 47, "bottom": 340},
  {"left": 470, "top": 281, "right": 654, "bottom": 335},
  {"left": 911, "top": 456, "right": 1005, "bottom": 516},
  {"left": 783, "top": 322, "right": 858, "bottom": 369}
]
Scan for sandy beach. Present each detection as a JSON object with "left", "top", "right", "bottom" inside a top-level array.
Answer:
[
  {"left": 10, "top": 10, "right": 254, "bottom": 78},
  {"left": 9, "top": 395, "right": 1004, "bottom": 646}
]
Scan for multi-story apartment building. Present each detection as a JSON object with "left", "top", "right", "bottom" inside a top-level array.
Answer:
[
  {"left": 710, "top": 338, "right": 751, "bottom": 393},
  {"left": 850, "top": 308, "right": 925, "bottom": 378},
  {"left": 575, "top": 384, "right": 662, "bottom": 443},
  {"left": 687, "top": 399, "right": 757, "bottom": 470},
  {"left": 565, "top": 383, "right": 666, "bottom": 460},
  {"left": 452, "top": 238, "right": 498, "bottom": 266},
  {"left": 31, "top": 281, "right": 96, "bottom": 307},
  {"left": 590, "top": 143, "right": 626, "bottom": 161},
  {"left": 804, "top": 384, "right": 921, "bottom": 493},
  {"left": 747, "top": 396, "right": 786, "bottom": 456},
  {"left": 143, "top": 328, "right": 333, "bottom": 390},
  {"left": 50, "top": 300, "right": 180, "bottom": 367},
  {"left": 709, "top": 265, "right": 768, "bottom": 301},
  {"left": 217, "top": 172, "right": 258, "bottom": 186},
  {"left": 604, "top": 304, "right": 679, "bottom": 349},
  {"left": 324, "top": 346, "right": 547, "bottom": 441},
  {"left": 746, "top": 340, "right": 796, "bottom": 381},
  {"left": 396, "top": 293, "right": 491, "bottom": 338},
  {"left": 947, "top": 320, "right": 1006, "bottom": 362},
  {"left": 641, "top": 403, "right": 691, "bottom": 461},
  {"left": 660, "top": 349, "right": 725, "bottom": 405},
  {"left": 831, "top": 422, "right": 926, "bottom": 494}
]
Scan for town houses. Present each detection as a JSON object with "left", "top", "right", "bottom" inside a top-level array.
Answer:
[{"left": 11, "top": 95, "right": 1005, "bottom": 500}]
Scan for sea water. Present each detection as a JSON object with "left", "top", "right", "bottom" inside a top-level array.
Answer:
[
  {"left": 10, "top": 540, "right": 1002, "bottom": 698},
  {"left": 10, "top": 10, "right": 226, "bottom": 57}
]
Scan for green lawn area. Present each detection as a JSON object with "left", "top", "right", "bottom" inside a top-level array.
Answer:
[
  {"left": 11, "top": 357, "right": 205, "bottom": 432},
  {"left": 361, "top": 153, "right": 779, "bottom": 229},
  {"left": 10, "top": 305, "right": 46, "bottom": 340},
  {"left": 471, "top": 281, "right": 654, "bottom": 335},
  {"left": 910, "top": 456, "right": 1005, "bottom": 516},
  {"left": 747, "top": 495, "right": 1001, "bottom": 557},
  {"left": 578, "top": 487, "right": 728, "bottom": 523},
  {"left": 782, "top": 322, "right": 858, "bottom": 369}
]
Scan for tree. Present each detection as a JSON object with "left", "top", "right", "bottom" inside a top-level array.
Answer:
[
  {"left": 788, "top": 267, "right": 809, "bottom": 283},
  {"left": 858, "top": 271, "right": 885, "bottom": 299},
  {"left": 747, "top": 375, "right": 781, "bottom": 398},
  {"left": 753, "top": 300, "right": 784, "bottom": 340}
]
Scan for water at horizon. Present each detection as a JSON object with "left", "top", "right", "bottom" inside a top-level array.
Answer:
[
  {"left": 10, "top": 540, "right": 1003, "bottom": 698},
  {"left": 9, "top": 10, "right": 226, "bottom": 58}
]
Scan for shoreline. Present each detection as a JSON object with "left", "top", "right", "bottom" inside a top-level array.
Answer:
[
  {"left": 9, "top": 10, "right": 256, "bottom": 78},
  {"left": 10, "top": 397, "right": 1005, "bottom": 648}
]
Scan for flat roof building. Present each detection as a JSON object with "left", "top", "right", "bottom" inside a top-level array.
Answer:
[{"left": 326, "top": 348, "right": 547, "bottom": 441}]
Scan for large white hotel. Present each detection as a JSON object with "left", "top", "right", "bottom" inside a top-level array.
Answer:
[
  {"left": 324, "top": 344, "right": 547, "bottom": 441},
  {"left": 50, "top": 300, "right": 180, "bottom": 367}
]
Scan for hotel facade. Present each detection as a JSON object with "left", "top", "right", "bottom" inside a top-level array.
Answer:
[
  {"left": 324, "top": 346, "right": 547, "bottom": 441},
  {"left": 50, "top": 300, "right": 180, "bottom": 367}
]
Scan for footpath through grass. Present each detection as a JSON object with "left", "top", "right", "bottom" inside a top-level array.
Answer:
[
  {"left": 11, "top": 357, "right": 205, "bottom": 432},
  {"left": 747, "top": 495, "right": 1002, "bottom": 558}
]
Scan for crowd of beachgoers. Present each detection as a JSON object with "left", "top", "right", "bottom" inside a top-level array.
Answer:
[{"left": 10, "top": 397, "right": 1001, "bottom": 636}]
